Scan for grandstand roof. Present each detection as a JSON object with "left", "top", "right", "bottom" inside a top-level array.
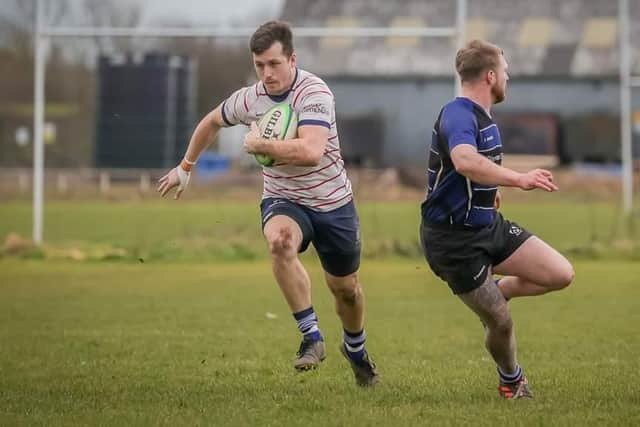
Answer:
[{"left": 281, "top": 0, "right": 640, "bottom": 77}]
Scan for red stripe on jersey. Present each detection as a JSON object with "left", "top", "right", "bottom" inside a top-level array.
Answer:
[
  {"left": 293, "top": 90, "right": 332, "bottom": 109},
  {"left": 262, "top": 182, "right": 350, "bottom": 205},
  {"left": 324, "top": 183, "right": 347, "bottom": 198},
  {"left": 262, "top": 182, "right": 298, "bottom": 200},
  {"left": 263, "top": 187, "right": 281, "bottom": 197},
  {"left": 265, "top": 167, "right": 345, "bottom": 192},
  {"left": 292, "top": 77, "right": 310, "bottom": 91},
  {"left": 323, "top": 148, "right": 341, "bottom": 163},
  {"left": 262, "top": 159, "right": 338, "bottom": 180},
  {"left": 243, "top": 92, "right": 249, "bottom": 112},
  {"left": 328, "top": 135, "right": 338, "bottom": 141},
  {"left": 310, "top": 193, "right": 352, "bottom": 209},
  {"left": 293, "top": 82, "right": 325, "bottom": 99},
  {"left": 256, "top": 83, "right": 268, "bottom": 96}
]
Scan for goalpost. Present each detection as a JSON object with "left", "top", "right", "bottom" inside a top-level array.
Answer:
[
  {"left": 619, "top": 0, "right": 637, "bottom": 216},
  {"left": 30, "top": 0, "right": 467, "bottom": 244}
]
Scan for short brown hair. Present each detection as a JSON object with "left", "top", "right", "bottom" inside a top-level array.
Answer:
[
  {"left": 455, "top": 39, "right": 503, "bottom": 83},
  {"left": 250, "top": 20, "right": 294, "bottom": 56}
]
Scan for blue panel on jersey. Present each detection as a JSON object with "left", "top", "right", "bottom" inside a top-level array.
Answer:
[{"left": 422, "top": 97, "right": 502, "bottom": 228}]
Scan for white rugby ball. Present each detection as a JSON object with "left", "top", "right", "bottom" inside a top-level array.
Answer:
[{"left": 255, "top": 103, "right": 298, "bottom": 167}]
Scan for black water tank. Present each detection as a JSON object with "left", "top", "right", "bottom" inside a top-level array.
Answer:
[{"left": 96, "top": 53, "right": 196, "bottom": 168}]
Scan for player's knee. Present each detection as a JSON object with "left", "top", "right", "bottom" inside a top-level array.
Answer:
[
  {"left": 329, "top": 275, "right": 362, "bottom": 307},
  {"left": 339, "top": 283, "right": 362, "bottom": 307},
  {"left": 494, "top": 316, "right": 513, "bottom": 336},
  {"left": 486, "top": 311, "right": 513, "bottom": 335},
  {"left": 556, "top": 265, "right": 575, "bottom": 289},
  {"left": 551, "top": 262, "right": 575, "bottom": 290},
  {"left": 266, "top": 228, "right": 297, "bottom": 260}
]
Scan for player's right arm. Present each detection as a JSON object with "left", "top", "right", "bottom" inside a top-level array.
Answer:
[
  {"left": 183, "top": 106, "right": 225, "bottom": 167},
  {"left": 157, "top": 105, "right": 225, "bottom": 199}
]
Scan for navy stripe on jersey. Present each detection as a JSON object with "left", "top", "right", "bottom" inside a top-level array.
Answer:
[
  {"left": 421, "top": 97, "right": 503, "bottom": 228},
  {"left": 298, "top": 119, "right": 331, "bottom": 128},
  {"left": 220, "top": 100, "right": 233, "bottom": 126}
]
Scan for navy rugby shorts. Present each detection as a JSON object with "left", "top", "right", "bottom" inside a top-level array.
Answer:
[
  {"left": 420, "top": 212, "right": 533, "bottom": 294},
  {"left": 260, "top": 197, "right": 361, "bottom": 277}
]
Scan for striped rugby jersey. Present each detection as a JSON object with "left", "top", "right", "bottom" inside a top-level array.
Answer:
[
  {"left": 421, "top": 97, "right": 502, "bottom": 228},
  {"left": 220, "top": 68, "right": 352, "bottom": 212}
]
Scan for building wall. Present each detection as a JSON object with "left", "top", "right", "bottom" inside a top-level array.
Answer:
[{"left": 326, "top": 78, "right": 636, "bottom": 167}]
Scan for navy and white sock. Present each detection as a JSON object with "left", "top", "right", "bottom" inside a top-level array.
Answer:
[
  {"left": 293, "top": 306, "right": 323, "bottom": 342},
  {"left": 498, "top": 365, "right": 523, "bottom": 384},
  {"left": 343, "top": 329, "right": 366, "bottom": 362}
]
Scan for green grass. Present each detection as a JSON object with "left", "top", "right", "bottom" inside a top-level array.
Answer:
[
  {"left": 0, "top": 200, "right": 639, "bottom": 425},
  {"left": 0, "top": 200, "right": 638, "bottom": 261},
  {"left": 1, "top": 259, "right": 639, "bottom": 426}
]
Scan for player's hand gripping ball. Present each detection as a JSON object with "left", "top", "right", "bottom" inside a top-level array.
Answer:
[{"left": 254, "top": 104, "right": 298, "bottom": 167}]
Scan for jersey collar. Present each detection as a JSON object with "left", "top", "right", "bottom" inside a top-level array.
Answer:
[
  {"left": 264, "top": 68, "right": 299, "bottom": 103},
  {"left": 457, "top": 96, "right": 492, "bottom": 119}
]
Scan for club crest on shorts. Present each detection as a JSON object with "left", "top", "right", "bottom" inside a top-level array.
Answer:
[{"left": 509, "top": 225, "right": 522, "bottom": 236}]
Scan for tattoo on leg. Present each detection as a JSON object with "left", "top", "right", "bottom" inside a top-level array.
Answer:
[
  {"left": 458, "top": 275, "right": 518, "bottom": 374},
  {"left": 459, "top": 276, "right": 509, "bottom": 327}
]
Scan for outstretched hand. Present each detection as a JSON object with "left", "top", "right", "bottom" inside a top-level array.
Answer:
[
  {"left": 517, "top": 169, "right": 558, "bottom": 192},
  {"left": 157, "top": 165, "right": 191, "bottom": 200}
]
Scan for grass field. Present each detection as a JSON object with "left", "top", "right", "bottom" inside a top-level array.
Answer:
[
  {"left": 1, "top": 200, "right": 639, "bottom": 425},
  {"left": 0, "top": 199, "right": 638, "bottom": 261}
]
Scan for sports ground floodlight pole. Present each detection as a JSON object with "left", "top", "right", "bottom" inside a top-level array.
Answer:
[
  {"left": 619, "top": 0, "right": 634, "bottom": 215},
  {"left": 33, "top": 0, "right": 45, "bottom": 245},
  {"left": 455, "top": 0, "right": 467, "bottom": 96},
  {"left": 32, "top": 3, "right": 465, "bottom": 244}
]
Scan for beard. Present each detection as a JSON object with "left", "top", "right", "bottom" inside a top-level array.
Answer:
[{"left": 492, "top": 83, "right": 506, "bottom": 104}]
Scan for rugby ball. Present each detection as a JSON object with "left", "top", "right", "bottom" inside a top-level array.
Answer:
[{"left": 255, "top": 103, "right": 298, "bottom": 167}]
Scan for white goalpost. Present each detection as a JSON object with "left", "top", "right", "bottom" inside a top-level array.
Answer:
[
  {"left": 619, "top": 0, "right": 637, "bottom": 216},
  {"left": 30, "top": 0, "right": 467, "bottom": 244}
]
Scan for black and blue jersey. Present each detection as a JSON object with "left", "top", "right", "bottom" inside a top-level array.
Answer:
[{"left": 421, "top": 97, "right": 502, "bottom": 228}]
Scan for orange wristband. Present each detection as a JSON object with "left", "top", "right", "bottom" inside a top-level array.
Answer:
[{"left": 180, "top": 158, "right": 195, "bottom": 172}]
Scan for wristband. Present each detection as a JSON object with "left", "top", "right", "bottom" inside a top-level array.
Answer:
[{"left": 180, "top": 157, "right": 196, "bottom": 172}]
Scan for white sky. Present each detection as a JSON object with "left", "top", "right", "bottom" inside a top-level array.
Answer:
[
  {"left": 139, "top": 0, "right": 284, "bottom": 26},
  {"left": 0, "top": 0, "right": 283, "bottom": 27}
]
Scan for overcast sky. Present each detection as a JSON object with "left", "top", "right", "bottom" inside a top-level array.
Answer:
[
  {"left": 139, "top": 0, "right": 284, "bottom": 26},
  {"left": 0, "top": 0, "right": 284, "bottom": 28},
  {"left": 0, "top": 0, "right": 284, "bottom": 51}
]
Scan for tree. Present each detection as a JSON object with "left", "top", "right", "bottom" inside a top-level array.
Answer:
[{"left": 0, "top": 0, "right": 143, "bottom": 167}]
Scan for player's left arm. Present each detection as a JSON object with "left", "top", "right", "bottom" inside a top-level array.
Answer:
[
  {"left": 451, "top": 144, "right": 558, "bottom": 192},
  {"left": 243, "top": 123, "right": 328, "bottom": 166},
  {"left": 244, "top": 89, "right": 332, "bottom": 166}
]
